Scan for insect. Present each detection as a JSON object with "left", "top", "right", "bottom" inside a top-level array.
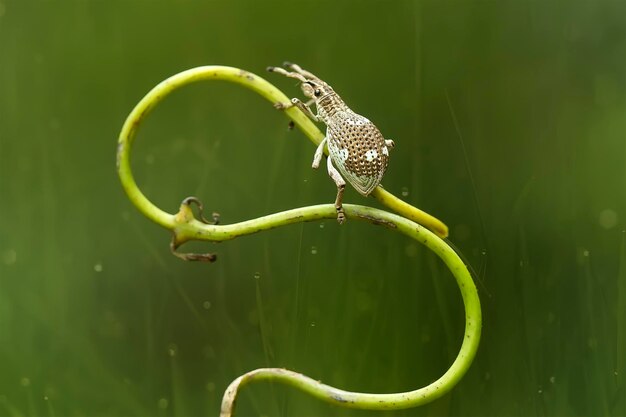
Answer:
[{"left": 268, "top": 62, "right": 395, "bottom": 224}]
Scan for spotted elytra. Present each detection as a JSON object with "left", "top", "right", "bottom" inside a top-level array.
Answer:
[{"left": 268, "top": 62, "right": 395, "bottom": 224}]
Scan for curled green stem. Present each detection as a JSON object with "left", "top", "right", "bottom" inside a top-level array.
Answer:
[
  {"left": 117, "top": 65, "right": 448, "bottom": 238},
  {"left": 218, "top": 205, "right": 480, "bottom": 416},
  {"left": 116, "top": 65, "right": 480, "bottom": 416}
]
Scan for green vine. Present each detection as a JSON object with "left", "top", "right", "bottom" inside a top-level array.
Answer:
[{"left": 116, "top": 65, "right": 481, "bottom": 416}]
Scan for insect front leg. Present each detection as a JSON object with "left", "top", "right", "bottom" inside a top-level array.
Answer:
[
  {"left": 385, "top": 139, "right": 395, "bottom": 149},
  {"left": 290, "top": 98, "right": 319, "bottom": 122},
  {"left": 312, "top": 137, "right": 327, "bottom": 169},
  {"left": 326, "top": 156, "right": 347, "bottom": 224},
  {"left": 273, "top": 97, "right": 319, "bottom": 123},
  {"left": 268, "top": 65, "right": 317, "bottom": 115}
]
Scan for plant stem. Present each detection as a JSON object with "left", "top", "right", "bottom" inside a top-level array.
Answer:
[
  {"left": 116, "top": 65, "right": 478, "bottom": 416},
  {"left": 218, "top": 204, "right": 479, "bottom": 415},
  {"left": 117, "top": 66, "right": 448, "bottom": 238}
]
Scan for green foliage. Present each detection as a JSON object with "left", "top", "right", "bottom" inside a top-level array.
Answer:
[{"left": 0, "top": 1, "right": 624, "bottom": 416}]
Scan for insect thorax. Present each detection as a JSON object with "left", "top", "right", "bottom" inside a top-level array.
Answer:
[{"left": 315, "top": 92, "right": 350, "bottom": 122}]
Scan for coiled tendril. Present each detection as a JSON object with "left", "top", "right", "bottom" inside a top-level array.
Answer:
[{"left": 117, "top": 66, "right": 481, "bottom": 416}]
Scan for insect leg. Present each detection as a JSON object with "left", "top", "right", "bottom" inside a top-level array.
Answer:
[
  {"left": 290, "top": 98, "right": 319, "bottom": 122},
  {"left": 312, "top": 137, "right": 327, "bottom": 169},
  {"left": 272, "top": 96, "right": 319, "bottom": 122},
  {"left": 326, "top": 156, "right": 346, "bottom": 224},
  {"left": 385, "top": 139, "right": 395, "bottom": 149}
]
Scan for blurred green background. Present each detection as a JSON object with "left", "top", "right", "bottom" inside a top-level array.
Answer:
[{"left": 1, "top": 1, "right": 625, "bottom": 416}]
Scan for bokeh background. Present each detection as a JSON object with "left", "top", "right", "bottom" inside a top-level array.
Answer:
[{"left": 1, "top": 1, "right": 625, "bottom": 416}]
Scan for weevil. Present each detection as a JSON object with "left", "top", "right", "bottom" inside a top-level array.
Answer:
[{"left": 268, "top": 62, "right": 395, "bottom": 224}]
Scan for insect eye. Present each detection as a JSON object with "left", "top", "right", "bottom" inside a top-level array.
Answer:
[{"left": 314, "top": 89, "right": 321, "bottom": 97}]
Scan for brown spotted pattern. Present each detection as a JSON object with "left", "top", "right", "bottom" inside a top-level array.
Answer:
[
  {"left": 308, "top": 88, "right": 390, "bottom": 196},
  {"left": 325, "top": 111, "right": 389, "bottom": 196}
]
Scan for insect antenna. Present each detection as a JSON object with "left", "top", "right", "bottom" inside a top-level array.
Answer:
[
  {"left": 266, "top": 66, "right": 308, "bottom": 83},
  {"left": 282, "top": 61, "right": 321, "bottom": 81}
]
